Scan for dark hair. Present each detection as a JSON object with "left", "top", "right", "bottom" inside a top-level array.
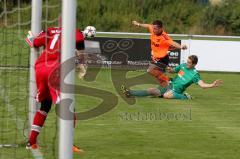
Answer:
[
  {"left": 188, "top": 55, "right": 198, "bottom": 64},
  {"left": 152, "top": 20, "right": 163, "bottom": 28}
]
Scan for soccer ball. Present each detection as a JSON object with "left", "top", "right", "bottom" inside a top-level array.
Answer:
[{"left": 83, "top": 26, "right": 96, "bottom": 38}]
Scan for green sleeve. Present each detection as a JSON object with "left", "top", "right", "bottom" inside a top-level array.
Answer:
[
  {"left": 174, "top": 64, "right": 182, "bottom": 73},
  {"left": 192, "top": 73, "right": 201, "bottom": 84}
]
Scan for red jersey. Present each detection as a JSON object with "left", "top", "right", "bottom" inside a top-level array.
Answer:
[{"left": 33, "top": 27, "right": 84, "bottom": 65}]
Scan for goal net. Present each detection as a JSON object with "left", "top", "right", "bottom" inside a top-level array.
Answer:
[{"left": 0, "top": 0, "right": 61, "bottom": 158}]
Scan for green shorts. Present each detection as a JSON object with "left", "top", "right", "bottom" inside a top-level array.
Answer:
[
  {"left": 157, "top": 83, "right": 173, "bottom": 96},
  {"left": 157, "top": 83, "right": 186, "bottom": 99}
]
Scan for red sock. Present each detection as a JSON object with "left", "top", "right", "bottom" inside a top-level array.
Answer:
[{"left": 29, "top": 110, "right": 48, "bottom": 145}]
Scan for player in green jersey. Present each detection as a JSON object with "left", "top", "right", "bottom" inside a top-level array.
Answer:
[{"left": 121, "top": 55, "right": 223, "bottom": 100}]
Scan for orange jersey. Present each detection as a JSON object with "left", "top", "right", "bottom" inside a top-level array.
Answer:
[{"left": 149, "top": 25, "right": 174, "bottom": 60}]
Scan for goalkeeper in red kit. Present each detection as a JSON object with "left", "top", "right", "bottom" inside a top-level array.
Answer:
[{"left": 25, "top": 27, "right": 85, "bottom": 153}]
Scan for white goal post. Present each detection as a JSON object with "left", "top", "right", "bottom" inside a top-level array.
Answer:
[
  {"left": 59, "top": 0, "right": 76, "bottom": 159},
  {"left": 29, "top": 0, "right": 76, "bottom": 158},
  {"left": 28, "top": 0, "right": 42, "bottom": 136}
]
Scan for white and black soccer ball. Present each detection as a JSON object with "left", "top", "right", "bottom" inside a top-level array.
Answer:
[{"left": 83, "top": 26, "right": 96, "bottom": 38}]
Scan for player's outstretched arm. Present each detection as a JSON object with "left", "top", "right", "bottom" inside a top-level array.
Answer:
[
  {"left": 132, "top": 21, "right": 151, "bottom": 29},
  {"left": 25, "top": 30, "right": 46, "bottom": 48},
  {"left": 198, "top": 79, "right": 223, "bottom": 89},
  {"left": 170, "top": 41, "right": 187, "bottom": 50}
]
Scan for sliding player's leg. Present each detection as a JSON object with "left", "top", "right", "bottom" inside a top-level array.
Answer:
[
  {"left": 121, "top": 85, "right": 168, "bottom": 98},
  {"left": 121, "top": 85, "right": 151, "bottom": 97},
  {"left": 130, "top": 89, "right": 151, "bottom": 97}
]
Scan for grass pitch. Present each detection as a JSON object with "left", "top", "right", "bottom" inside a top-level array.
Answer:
[{"left": 0, "top": 68, "right": 240, "bottom": 159}]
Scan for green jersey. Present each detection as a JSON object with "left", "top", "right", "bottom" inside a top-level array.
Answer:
[{"left": 171, "top": 63, "right": 201, "bottom": 93}]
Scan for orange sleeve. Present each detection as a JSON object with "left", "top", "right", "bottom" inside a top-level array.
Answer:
[
  {"left": 165, "top": 39, "right": 174, "bottom": 46},
  {"left": 162, "top": 33, "right": 174, "bottom": 46}
]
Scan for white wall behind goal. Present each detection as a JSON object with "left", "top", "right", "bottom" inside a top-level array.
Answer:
[{"left": 181, "top": 40, "right": 240, "bottom": 72}]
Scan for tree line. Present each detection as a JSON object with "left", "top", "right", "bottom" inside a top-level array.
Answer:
[{"left": 1, "top": 0, "right": 239, "bottom": 35}]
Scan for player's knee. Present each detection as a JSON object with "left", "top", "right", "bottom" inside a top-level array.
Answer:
[
  {"left": 163, "top": 91, "right": 173, "bottom": 99},
  {"left": 40, "top": 100, "right": 52, "bottom": 113},
  {"left": 163, "top": 93, "right": 170, "bottom": 99}
]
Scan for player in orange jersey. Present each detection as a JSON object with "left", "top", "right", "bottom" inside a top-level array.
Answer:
[{"left": 132, "top": 20, "right": 187, "bottom": 86}]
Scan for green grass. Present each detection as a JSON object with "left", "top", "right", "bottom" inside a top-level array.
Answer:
[
  {"left": 0, "top": 68, "right": 240, "bottom": 159},
  {"left": 1, "top": 26, "right": 240, "bottom": 159},
  {"left": 1, "top": 4, "right": 240, "bottom": 158}
]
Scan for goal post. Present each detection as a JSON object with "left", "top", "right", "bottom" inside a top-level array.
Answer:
[
  {"left": 28, "top": 0, "right": 42, "bottom": 134},
  {"left": 59, "top": 0, "right": 76, "bottom": 158},
  {"left": 28, "top": 0, "right": 76, "bottom": 158}
]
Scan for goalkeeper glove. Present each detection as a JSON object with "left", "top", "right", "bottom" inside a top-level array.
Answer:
[{"left": 25, "top": 31, "right": 34, "bottom": 47}]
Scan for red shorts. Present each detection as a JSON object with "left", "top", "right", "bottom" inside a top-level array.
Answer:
[{"left": 35, "top": 61, "right": 60, "bottom": 104}]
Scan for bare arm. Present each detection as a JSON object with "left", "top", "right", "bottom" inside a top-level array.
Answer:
[
  {"left": 166, "top": 67, "right": 175, "bottom": 74},
  {"left": 171, "top": 41, "right": 187, "bottom": 50},
  {"left": 198, "top": 79, "right": 223, "bottom": 89},
  {"left": 132, "top": 21, "right": 151, "bottom": 29}
]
